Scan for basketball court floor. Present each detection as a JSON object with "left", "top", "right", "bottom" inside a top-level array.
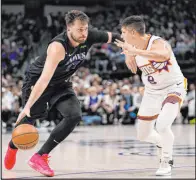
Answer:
[{"left": 2, "top": 124, "right": 195, "bottom": 179}]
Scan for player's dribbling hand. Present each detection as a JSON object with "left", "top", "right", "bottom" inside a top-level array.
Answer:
[
  {"left": 114, "top": 39, "right": 137, "bottom": 74},
  {"left": 125, "top": 55, "right": 137, "bottom": 74},
  {"left": 114, "top": 39, "right": 136, "bottom": 56},
  {"left": 15, "top": 106, "right": 31, "bottom": 125}
]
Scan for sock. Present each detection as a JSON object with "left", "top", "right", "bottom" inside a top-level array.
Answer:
[
  {"left": 156, "top": 102, "right": 179, "bottom": 160},
  {"left": 9, "top": 140, "right": 18, "bottom": 149},
  {"left": 37, "top": 135, "right": 59, "bottom": 155},
  {"left": 159, "top": 127, "right": 174, "bottom": 160}
]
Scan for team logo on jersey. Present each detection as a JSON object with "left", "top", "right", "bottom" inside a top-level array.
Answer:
[
  {"left": 66, "top": 52, "right": 86, "bottom": 69},
  {"left": 138, "top": 63, "right": 157, "bottom": 76},
  {"left": 80, "top": 45, "right": 87, "bottom": 48},
  {"left": 149, "top": 60, "right": 172, "bottom": 73}
]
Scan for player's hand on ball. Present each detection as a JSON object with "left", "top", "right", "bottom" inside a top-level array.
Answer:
[{"left": 16, "top": 106, "right": 31, "bottom": 125}]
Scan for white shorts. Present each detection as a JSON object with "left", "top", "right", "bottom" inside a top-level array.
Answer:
[{"left": 137, "top": 78, "right": 187, "bottom": 120}]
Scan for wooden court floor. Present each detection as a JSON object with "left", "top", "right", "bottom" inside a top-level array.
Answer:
[{"left": 2, "top": 124, "right": 195, "bottom": 179}]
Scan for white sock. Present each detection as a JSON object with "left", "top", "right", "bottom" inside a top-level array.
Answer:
[
  {"left": 156, "top": 103, "right": 179, "bottom": 160},
  {"left": 160, "top": 127, "right": 174, "bottom": 160}
]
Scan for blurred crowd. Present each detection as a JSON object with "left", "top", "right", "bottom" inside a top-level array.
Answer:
[
  {"left": 2, "top": 0, "right": 195, "bottom": 130},
  {"left": 44, "top": 0, "right": 195, "bottom": 75},
  {"left": 2, "top": 67, "right": 195, "bottom": 130},
  {"left": 1, "top": 11, "right": 47, "bottom": 76}
]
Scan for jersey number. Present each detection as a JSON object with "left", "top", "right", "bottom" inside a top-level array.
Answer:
[{"left": 148, "top": 76, "right": 157, "bottom": 84}]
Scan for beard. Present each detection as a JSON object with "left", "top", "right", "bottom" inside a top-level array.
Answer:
[{"left": 70, "top": 33, "right": 86, "bottom": 44}]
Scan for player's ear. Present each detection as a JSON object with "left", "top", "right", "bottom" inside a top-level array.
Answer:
[
  {"left": 67, "top": 24, "right": 71, "bottom": 31},
  {"left": 132, "top": 29, "right": 135, "bottom": 36}
]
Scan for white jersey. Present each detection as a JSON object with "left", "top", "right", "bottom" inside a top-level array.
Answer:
[{"left": 135, "top": 35, "right": 186, "bottom": 90}]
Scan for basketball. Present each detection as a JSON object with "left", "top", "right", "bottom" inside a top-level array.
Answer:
[
  {"left": 12, "top": 124, "right": 39, "bottom": 150},
  {"left": 152, "top": 61, "right": 167, "bottom": 69}
]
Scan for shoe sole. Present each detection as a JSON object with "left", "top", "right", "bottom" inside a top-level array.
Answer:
[
  {"left": 156, "top": 172, "right": 172, "bottom": 176},
  {"left": 4, "top": 157, "right": 16, "bottom": 170},
  {"left": 28, "top": 161, "right": 54, "bottom": 177}
]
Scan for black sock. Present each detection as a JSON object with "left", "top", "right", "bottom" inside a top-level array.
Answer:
[
  {"left": 9, "top": 140, "right": 18, "bottom": 149},
  {"left": 37, "top": 135, "right": 59, "bottom": 155}
]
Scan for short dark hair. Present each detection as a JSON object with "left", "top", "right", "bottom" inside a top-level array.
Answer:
[
  {"left": 65, "top": 10, "right": 89, "bottom": 25},
  {"left": 121, "top": 15, "right": 145, "bottom": 35}
]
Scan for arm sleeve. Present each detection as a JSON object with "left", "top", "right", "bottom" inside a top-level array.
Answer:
[
  {"left": 87, "top": 28, "right": 109, "bottom": 45},
  {"left": 111, "top": 32, "right": 123, "bottom": 42}
]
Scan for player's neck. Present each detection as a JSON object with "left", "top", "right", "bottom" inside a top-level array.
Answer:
[{"left": 134, "top": 34, "right": 151, "bottom": 50}]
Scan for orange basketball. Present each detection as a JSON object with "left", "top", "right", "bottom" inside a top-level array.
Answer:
[{"left": 12, "top": 124, "right": 39, "bottom": 150}]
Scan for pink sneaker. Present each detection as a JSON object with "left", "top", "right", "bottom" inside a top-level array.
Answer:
[
  {"left": 4, "top": 145, "right": 18, "bottom": 170},
  {"left": 28, "top": 153, "right": 54, "bottom": 177}
]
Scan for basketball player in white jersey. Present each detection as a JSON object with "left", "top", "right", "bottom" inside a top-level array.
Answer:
[{"left": 115, "top": 15, "right": 187, "bottom": 176}]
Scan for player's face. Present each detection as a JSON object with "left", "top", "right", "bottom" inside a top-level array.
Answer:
[
  {"left": 121, "top": 27, "right": 139, "bottom": 44},
  {"left": 69, "top": 20, "right": 88, "bottom": 44}
]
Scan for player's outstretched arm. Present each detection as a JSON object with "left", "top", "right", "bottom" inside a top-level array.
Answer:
[
  {"left": 87, "top": 29, "right": 122, "bottom": 45},
  {"left": 106, "top": 32, "right": 122, "bottom": 43},
  {"left": 115, "top": 39, "right": 171, "bottom": 62},
  {"left": 16, "top": 42, "right": 65, "bottom": 124}
]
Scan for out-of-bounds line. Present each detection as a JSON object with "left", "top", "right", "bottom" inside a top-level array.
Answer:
[{"left": 18, "top": 165, "right": 195, "bottom": 179}]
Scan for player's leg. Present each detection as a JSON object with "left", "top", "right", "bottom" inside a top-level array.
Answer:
[
  {"left": 37, "top": 95, "right": 81, "bottom": 155},
  {"left": 4, "top": 79, "right": 52, "bottom": 170},
  {"left": 28, "top": 94, "right": 81, "bottom": 176},
  {"left": 155, "top": 80, "right": 187, "bottom": 176},
  {"left": 137, "top": 89, "right": 163, "bottom": 148}
]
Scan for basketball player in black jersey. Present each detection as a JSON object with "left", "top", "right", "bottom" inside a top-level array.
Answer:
[{"left": 4, "top": 10, "right": 122, "bottom": 177}]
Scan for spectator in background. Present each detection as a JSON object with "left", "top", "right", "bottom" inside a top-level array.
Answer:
[
  {"left": 132, "top": 86, "right": 144, "bottom": 113},
  {"left": 132, "top": 74, "right": 142, "bottom": 87},
  {"left": 180, "top": 96, "right": 189, "bottom": 124},
  {"left": 119, "top": 85, "right": 136, "bottom": 124},
  {"left": 2, "top": 86, "right": 16, "bottom": 130},
  {"left": 84, "top": 86, "right": 102, "bottom": 116},
  {"left": 187, "top": 83, "right": 195, "bottom": 123},
  {"left": 101, "top": 87, "right": 120, "bottom": 124}
]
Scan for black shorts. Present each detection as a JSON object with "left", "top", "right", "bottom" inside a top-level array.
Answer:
[{"left": 21, "top": 73, "right": 75, "bottom": 120}]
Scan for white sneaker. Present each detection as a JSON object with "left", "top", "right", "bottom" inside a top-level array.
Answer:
[{"left": 156, "top": 158, "right": 173, "bottom": 176}]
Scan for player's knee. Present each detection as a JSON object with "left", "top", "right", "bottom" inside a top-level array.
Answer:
[
  {"left": 51, "top": 115, "right": 82, "bottom": 142},
  {"left": 60, "top": 109, "right": 82, "bottom": 120},
  {"left": 70, "top": 114, "right": 82, "bottom": 124},
  {"left": 155, "top": 123, "right": 167, "bottom": 133},
  {"left": 162, "top": 95, "right": 181, "bottom": 108}
]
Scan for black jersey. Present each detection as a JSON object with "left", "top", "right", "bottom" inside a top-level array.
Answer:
[{"left": 28, "top": 29, "right": 108, "bottom": 85}]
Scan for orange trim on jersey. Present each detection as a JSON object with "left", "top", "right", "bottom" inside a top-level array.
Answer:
[
  {"left": 137, "top": 114, "right": 159, "bottom": 121},
  {"left": 138, "top": 63, "right": 152, "bottom": 68},
  {"left": 166, "top": 94, "right": 182, "bottom": 105},
  {"left": 184, "top": 78, "right": 188, "bottom": 90}
]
